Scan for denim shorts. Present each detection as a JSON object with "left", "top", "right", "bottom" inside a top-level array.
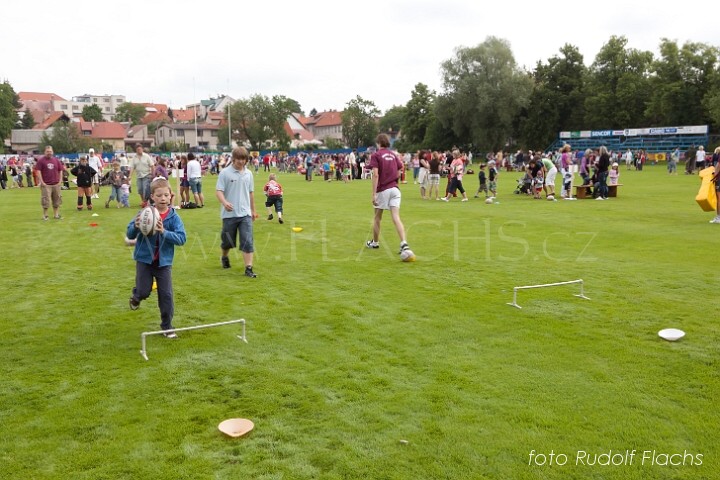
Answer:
[
  {"left": 221, "top": 216, "right": 254, "bottom": 253},
  {"left": 189, "top": 177, "right": 202, "bottom": 194}
]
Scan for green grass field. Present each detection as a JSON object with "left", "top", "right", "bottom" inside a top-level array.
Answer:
[{"left": 1, "top": 164, "right": 718, "bottom": 479}]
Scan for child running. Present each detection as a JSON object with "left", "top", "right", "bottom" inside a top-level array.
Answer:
[
  {"left": 263, "top": 173, "right": 284, "bottom": 224},
  {"left": 127, "top": 178, "right": 187, "bottom": 337}
]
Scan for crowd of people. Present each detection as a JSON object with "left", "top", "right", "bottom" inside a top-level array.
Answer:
[{"left": 7, "top": 139, "right": 720, "bottom": 338}]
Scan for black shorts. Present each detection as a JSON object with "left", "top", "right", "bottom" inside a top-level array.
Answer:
[{"left": 265, "top": 195, "right": 283, "bottom": 212}]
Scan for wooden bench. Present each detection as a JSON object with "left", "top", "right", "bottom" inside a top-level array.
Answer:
[{"left": 574, "top": 184, "right": 623, "bottom": 199}]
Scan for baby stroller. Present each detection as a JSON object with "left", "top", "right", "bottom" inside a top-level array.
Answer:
[{"left": 514, "top": 173, "right": 533, "bottom": 195}]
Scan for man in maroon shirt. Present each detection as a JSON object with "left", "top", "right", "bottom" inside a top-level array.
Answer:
[
  {"left": 366, "top": 133, "right": 411, "bottom": 256},
  {"left": 34, "top": 146, "right": 65, "bottom": 220}
]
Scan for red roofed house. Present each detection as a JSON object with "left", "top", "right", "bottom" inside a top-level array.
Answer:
[
  {"left": 171, "top": 108, "right": 196, "bottom": 123},
  {"left": 18, "top": 92, "right": 66, "bottom": 114},
  {"left": 299, "top": 110, "right": 343, "bottom": 143},
  {"left": 285, "top": 113, "right": 318, "bottom": 148},
  {"left": 156, "top": 123, "right": 221, "bottom": 151},
  {"left": 76, "top": 121, "right": 129, "bottom": 152}
]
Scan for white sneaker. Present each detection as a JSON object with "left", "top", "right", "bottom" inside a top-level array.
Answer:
[
  {"left": 440, "top": 197, "right": 449, "bottom": 202},
  {"left": 709, "top": 217, "right": 720, "bottom": 224},
  {"left": 461, "top": 198, "right": 468, "bottom": 202},
  {"left": 366, "top": 240, "right": 380, "bottom": 249},
  {"left": 596, "top": 197, "right": 604, "bottom": 201}
]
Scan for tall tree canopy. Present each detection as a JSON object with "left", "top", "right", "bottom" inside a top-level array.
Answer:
[
  {"left": 114, "top": 102, "right": 147, "bottom": 125},
  {"left": 342, "top": 96, "right": 380, "bottom": 149},
  {"left": 228, "top": 94, "right": 293, "bottom": 150},
  {"left": 584, "top": 36, "right": 653, "bottom": 129},
  {"left": 379, "top": 105, "right": 406, "bottom": 134},
  {"left": 402, "top": 83, "right": 436, "bottom": 150},
  {"left": 521, "top": 44, "right": 587, "bottom": 149},
  {"left": 40, "top": 121, "right": 89, "bottom": 154},
  {"left": 81, "top": 104, "right": 104, "bottom": 122},
  {"left": 436, "top": 37, "right": 533, "bottom": 152},
  {"left": 0, "top": 81, "right": 21, "bottom": 146},
  {"left": 647, "top": 39, "right": 720, "bottom": 126}
]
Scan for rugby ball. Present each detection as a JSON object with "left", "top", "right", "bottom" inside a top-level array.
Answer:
[
  {"left": 138, "top": 206, "right": 159, "bottom": 236},
  {"left": 485, "top": 198, "right": 493, "bottom": 204},
  {"left": 400, "top": 249, "right": 416, "bottom": 262},
  {"left": 547, "top": 195, "right": 555, "bottom": 201}
]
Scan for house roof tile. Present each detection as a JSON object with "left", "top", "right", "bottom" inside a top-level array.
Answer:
[{"left": 18, "top": 92, "right": 66, "bottom": 102}]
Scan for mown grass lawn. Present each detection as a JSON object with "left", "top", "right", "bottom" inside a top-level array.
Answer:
[{"left": 0, "top": 164, "right": 717, "bottom": 479}]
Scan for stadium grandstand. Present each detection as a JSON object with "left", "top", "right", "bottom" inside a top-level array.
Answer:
[{"left": 547, "top": 125, "right": 709, "bottom": 153}]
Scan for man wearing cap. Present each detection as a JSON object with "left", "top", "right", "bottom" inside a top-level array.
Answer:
[
  {"left": 129, "top": 143, "right": 155, "bottom": 207},
  {"left": 88, "top": 148, "right": 104, "bottom": 198}
]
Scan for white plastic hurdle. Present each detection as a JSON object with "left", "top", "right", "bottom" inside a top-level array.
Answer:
[
  {"left": 506, "top": 279, "right": 590, "bottom": 309},
  {"left": 140, "top": 319, "right": 247, "bottom": 360}
]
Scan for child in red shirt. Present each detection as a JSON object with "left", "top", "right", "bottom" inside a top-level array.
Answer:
[{"left": 263, "top": 173, "right": 284, "bottom": 224}]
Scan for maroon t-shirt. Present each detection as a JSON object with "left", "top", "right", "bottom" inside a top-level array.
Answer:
[
  {"left": 34, "top": 155, "right": 64, "bottom": 185},
  {"left": 369, "top": 148, "right": 403, "bottom": 193}
]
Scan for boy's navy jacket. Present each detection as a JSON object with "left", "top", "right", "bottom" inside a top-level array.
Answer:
[{"left": 126, "top": 208, "right": 186, "bottom": 267}]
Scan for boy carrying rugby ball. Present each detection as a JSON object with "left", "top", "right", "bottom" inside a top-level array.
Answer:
[{"left": 126, "top": 178, "right": 187, "bottom": 338}]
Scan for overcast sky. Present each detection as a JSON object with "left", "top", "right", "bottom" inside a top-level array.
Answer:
[{"left": 3, "top": 0, "right": 716, "bottom": 115}]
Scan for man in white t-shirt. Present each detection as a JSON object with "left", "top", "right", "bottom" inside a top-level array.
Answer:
[
  {"left": 88, "top": 148, "right": 104, "bottom": 198},
  {"left": 186, "top": 153, "right": 205, "bottom": 208},
  {"left": 696, "top": 146, "right": 706, "bottom": 171}
]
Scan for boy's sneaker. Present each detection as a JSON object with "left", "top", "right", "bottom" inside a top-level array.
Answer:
[
  {"left": 267, "top": 214, "right": 273, "bottom": 220},
  {"left": 245, "top": 266, "right": 257, "bottom": 278},
  {"left": 129, "top": 297, "right": 140, "bottom": 310},
  {"left": 163, "top": 332, "right": 178, "bottom": 339},
  {"left": 440, "top": 197, "right": 449, "bottom": 202},
  {"left": 366, "top": 240, "right": 380, "bottom": 249},
  {"left": 221, "top": 256, "right": 231, "bottom": 269},
  {"left": 278, "top": 217, "right": 284, "bottom": 224},
  {"left": 709, "top": 216, "right": 720, "bottom": 224},
  {"left": 399, "top": 241, "right": 410, "bottom": 254}
]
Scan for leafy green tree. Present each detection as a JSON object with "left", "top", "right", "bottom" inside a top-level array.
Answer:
[
  {"left": 282, "top": 97, "right": 303, "bottom": 115},
  {"left": 114, "top": 102, "right": 147, "bottom": 125},
  {"left": 402, "top": 83, "right": 436, "bottom": 150},
  {"left": 39, "top": 121, "right": 87, "bottom": 154},
  {"left": 228, "top": 94, "right": 294, "bottom": 151},
  {"left": 521, "top": 44, "right": 587, "bottom": 149},
  {"left": 436, "top": 37, "right": 533, "bottom": 152},
  {"left": 81, "top": 104, "right": 104, "bottom": 122},
  {"left": 704, "top": 71, "right": 720, "bottom": 131},
  {"left": 379, "top": 105, "right": 406, "bottom": 134},
  {"left": 20, "top": 110, "right": 35, "bottom": 129},
  {"left": 0, "top": 81, "right": 21, "bottom": 146},
  {"left": 323, "top": 137, "right": 344, "bottom": 150},
  {"left": 583, "top": 36, "right": 653, "bottom": 129},
  {"left": 342, "top": 96, "right": 380, "bottom": 149},
  {"left": 647, "top": 39, "right": 719, "bottom": 126},
  {"left": 423, "top": 104, "right": 462, "bottom": 151}
]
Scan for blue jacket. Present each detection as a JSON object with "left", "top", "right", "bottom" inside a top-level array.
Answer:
[{"left": 126, "top": 208, "right": 186, "bottom": 267}]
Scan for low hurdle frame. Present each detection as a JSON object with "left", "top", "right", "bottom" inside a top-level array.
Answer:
[
  {"left": 506, "top": 279, "right": 590, "bottom": 309},
  {"left": 140, "top": 319, "right": 247, "bottom": 361}
]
